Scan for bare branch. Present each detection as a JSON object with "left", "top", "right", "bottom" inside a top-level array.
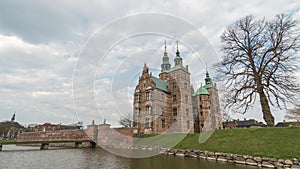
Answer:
[{"left": 216, "top": 14, "right": 300, "bottom": 126}]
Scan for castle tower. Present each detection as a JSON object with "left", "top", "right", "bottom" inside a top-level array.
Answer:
[
  {"left": 159, "top": 41, "right": 194, "bottom": 133},
  {"left": 174, "top": 41, "right": 183, "bottom": 67},
  {"left": 192, "top": 71, "right": 222, "bottom": 132},
  {"left": 161, "top": 41, "right": 171, "bottom": 72}
]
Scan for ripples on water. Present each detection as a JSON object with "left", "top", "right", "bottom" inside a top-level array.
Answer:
[{"left": 0, "top": 145, "right": 254, "bottom": 169}]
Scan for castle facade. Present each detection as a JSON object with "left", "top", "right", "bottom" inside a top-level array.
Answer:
[{"left": 132, "top": 42, "right": 222, "bottom": 135}]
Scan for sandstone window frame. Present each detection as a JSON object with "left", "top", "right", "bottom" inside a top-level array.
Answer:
[{"left": 173, "top": 107, "right": 177, "bottom": 116}]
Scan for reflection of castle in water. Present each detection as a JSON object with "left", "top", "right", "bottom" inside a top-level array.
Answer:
[{"left": 132, "top": 42, "right": 222, "bottom": 134}]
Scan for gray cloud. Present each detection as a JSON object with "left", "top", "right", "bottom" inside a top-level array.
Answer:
[{"left": 0, "top": 0, "right": 299, "bottom": 126}]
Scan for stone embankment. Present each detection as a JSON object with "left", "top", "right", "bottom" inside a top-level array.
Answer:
[{"left": 164, "top": 149, "right": 300, "bottom": 169}]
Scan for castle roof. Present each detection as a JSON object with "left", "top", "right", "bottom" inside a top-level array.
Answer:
[
  {"left": 203, "top": 83, "right": 213, "bottom": 89},
  {"left": 151, "top": 76, "right": 169, "bottom": 92},
  {"left": 193, "top": 86, "right": 209, "bottom": 96}
]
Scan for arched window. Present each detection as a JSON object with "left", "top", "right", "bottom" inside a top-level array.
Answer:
[
  {"left": 173, "top": 108, "right": 177, "bottom": 116},
  {"left": 146, "top": 91, "right": 152, "bottom": 100},
  {"left": 145, "top": 118, "right": 151, "bottom": 128},
  {"left": 172, "top": 82, "right": 176, "bottom": 89},
  {"left": 161, "top": 119, "right": 165, "bottom": 128},
  {"left": 172, "top": 95, "right": 177, "bottom": 102},
  {"left": 146, "top": 106, "right": 151, "bottom": 115}
]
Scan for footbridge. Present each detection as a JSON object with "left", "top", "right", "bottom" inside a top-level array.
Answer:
[{"left": 0, "top": 129, "right": 95, "bottom": 151}]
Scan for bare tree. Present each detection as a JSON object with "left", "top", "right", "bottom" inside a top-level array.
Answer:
[
  {"left": 119, "top": 112, "right": 132, "bottom": 128},
  {"left": 222, "top": 111, "right": 232, "bottom": 122},
  {"left": 284, "top": 105, "right": 300, "bottom": 121},
  {"left": 216, "top": 14, "right": 300, "bottom": 126}
]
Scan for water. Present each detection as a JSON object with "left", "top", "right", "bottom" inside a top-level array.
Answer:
[{"left": 0, "top": 145, "right": 255, "bottom": 169}]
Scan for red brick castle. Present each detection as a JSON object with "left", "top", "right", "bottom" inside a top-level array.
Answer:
[{"left": 132, "top": 42, "right": 222, "bottom": 135}]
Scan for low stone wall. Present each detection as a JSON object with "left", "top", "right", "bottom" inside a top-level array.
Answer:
[
  {"left": 164, "top": 149, "right": 300, "bottom": 169},
  {"left": 17, "top": 130, "right": 90, "bottom": 142}
]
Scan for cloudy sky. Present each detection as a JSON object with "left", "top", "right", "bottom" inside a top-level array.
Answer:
[{"left": 0, "top": 0, "right": 299, "bottom": 127}]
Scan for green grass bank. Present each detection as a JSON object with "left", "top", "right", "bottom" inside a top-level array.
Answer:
[
  {"left": 0, "top": 140, "right": 16, "bottom": 144},
  {"left": 174, "top": 127, "right": 300, "bottom": 159}
]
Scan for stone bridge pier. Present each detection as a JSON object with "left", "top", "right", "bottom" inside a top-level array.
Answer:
[{"left": 85, "top": 123, "right": 134, "bottom": 148}]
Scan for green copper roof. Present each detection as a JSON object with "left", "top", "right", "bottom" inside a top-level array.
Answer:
[
  {"left": 151, "top": 76, "right": 169, "bottom": 92},
  {"left": 161, "top": 65, "right": 187, "bottom": 73},
  {"left": 203, "top": 83, "right": 213, "bottom": 89},
  {"left": 193, "top": 86, "right": 209, "bottom": 96}
]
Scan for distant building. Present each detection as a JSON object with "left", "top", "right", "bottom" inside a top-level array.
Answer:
[
  {"left": 223, "top": 119, "right": 266, "bottom": 129},
  {"left": 132, "top": 42, "right": 221, "bottom": 135},
  {"left": 276, "top": 121, "right": 300, "bottom": 127},
  {"left": 27, "top": 122, "right": 83, "bottom": 132},
  {"left": 0, "top": 121, "right": 27, "bottom": 140}
]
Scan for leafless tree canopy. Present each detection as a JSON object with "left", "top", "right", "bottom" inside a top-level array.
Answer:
[
  {"left": 284, "top": 105, "right": 300, "bottom": 121},
  {"left": 216, "top": 14, "right": 300, "bottom": 126}
]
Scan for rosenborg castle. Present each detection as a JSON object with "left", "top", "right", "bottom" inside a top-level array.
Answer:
[{"left": 132, "top": 42, "right": 222, "bottom": 134}]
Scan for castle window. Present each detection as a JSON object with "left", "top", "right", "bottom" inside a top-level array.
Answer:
[
  {"left": 184, "top": 82, "right": 188, "bottom": 89},
  {"left": 133, "top": 122, "right": 139, "bottom": 128},
  {"left": 173, "top": 108, "right": 177, "bottom": 116},
  {"left": 186, "top": 109, "right": 189, "bottom": 116},
  {"left": 145, "top": 118, "right": 151, "bottom": 128},
  {"left": 135, "top": 94, "right": 140, "bottom": 102},
  {"left": 200, "top": 111, "right": 203, "bottom": 116},
  {"left": 172, "top": 82, "right": 176, "bottom": 89},
  {"left": 146, "top": 106, "right": 151, "bottom": 115},
  {"left": 135, "top": 108, "right": 140, "bottom": 116},
  {"left": 173, "top": 119, "right": 177, "bottom": 128},
  {"left": 161, "top": 119, "right": 165, "bottom": 128},
  {"left": 146, "top": 91, "right": 151, "bottom": 100},
  {"left": 200, "top": 105, "right": 203, "bottom": 109},
  {"left": 185, "top": 95, "right": 188, "bottom": 102},
  {"left": 161, "top": 106, "right": 165, "bottom": 115},
  {"left": 187, "top": 121, "right": 190, "bottom": 129},
  {"left": 172, "top": 95, "right": 177, "bottom": 102}
]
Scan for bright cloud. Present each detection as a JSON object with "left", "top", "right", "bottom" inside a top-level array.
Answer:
[{"left": 0, "top": 0, "right": 299, "bottom": 126}]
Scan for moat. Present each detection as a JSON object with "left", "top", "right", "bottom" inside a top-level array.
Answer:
[{"left": 0, "top": 145, "right": 254, "bottom": 169}]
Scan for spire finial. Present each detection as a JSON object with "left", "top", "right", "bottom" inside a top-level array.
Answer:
[
  {"left": 175, "top": 40, "right": 180, "bottom": 57},
  {"left": 11, "top": 111, "right": 15, "bottom": 122},
  {"left": 164, "top": 40, "right": 167, "bottom": 52}
]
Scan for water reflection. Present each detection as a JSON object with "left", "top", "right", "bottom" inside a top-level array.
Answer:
[{"left": 0, "top": 145, "right": 254, "bottom": 169}]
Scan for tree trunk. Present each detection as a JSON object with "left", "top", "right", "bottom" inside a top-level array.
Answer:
[{"left": 258, "top": 90, "right": 274, "bottom": 127}]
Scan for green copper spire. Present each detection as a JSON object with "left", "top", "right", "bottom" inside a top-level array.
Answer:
[
  {"left": 204, "top": 71, "right": 213, "bottom": 88},
  {"left": 161, "top": 41, "right": 171, "bottom": 72},
  {"left": 174, "top": 40, "right": 183, "bottom": 66},
  {"left": 193, "top": 86, "right": 210, "bottom": 96}
]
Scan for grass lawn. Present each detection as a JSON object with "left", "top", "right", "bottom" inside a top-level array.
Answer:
[
  {"left": 174, "top": 127, "right": 300, "bottom": 159},
  {"left": 0, "top": 140, "right": 17, "bottom": 144}
]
